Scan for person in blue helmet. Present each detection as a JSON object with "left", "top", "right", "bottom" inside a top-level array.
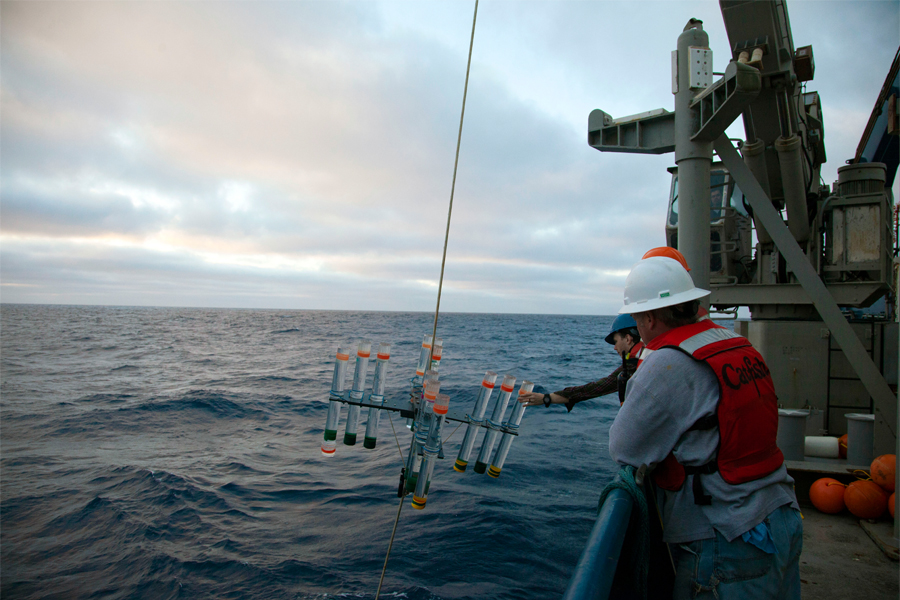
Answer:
[{"left": 518, "top": 314, "right": 643, "bottom": 410}]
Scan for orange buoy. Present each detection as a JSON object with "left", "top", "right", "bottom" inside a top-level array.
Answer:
[
  {"left": 809, "top": 478, "right": 847, "bottom": 514},
  {"left": 889, "top": 492, "right": 895, "bottom": 520},
  {"left": 870, "top": 454, "right": 896, "bottom": 493},
  {"left": 844, "top": 480, "right": 888, "bottom": 519},
  {"left": 838, "top": 434, "right": 848, "bottom": 459}
]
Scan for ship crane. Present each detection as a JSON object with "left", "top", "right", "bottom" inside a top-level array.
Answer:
[
  {"left": 586, "top": 0, "right": 897, "bottom": 457},
  {"left": 562, "top": 2, "right": 899, "bottom": 596}
]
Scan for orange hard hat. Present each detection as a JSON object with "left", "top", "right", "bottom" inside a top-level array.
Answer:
[{"left": 642, "top": 247, "right": 690, "bottom": 271}]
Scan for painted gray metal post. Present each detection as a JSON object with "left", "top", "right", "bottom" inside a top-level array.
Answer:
[
  {"left": 674, "top": 24, "right": 712, "bottom": 295},
  {"left": 714, "top": 135, "right": 898, "bottom": 455}
]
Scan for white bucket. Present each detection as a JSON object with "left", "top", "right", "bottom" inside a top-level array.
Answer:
[{"left": 777, "top": 409, "right": 808, "bottom": 461}]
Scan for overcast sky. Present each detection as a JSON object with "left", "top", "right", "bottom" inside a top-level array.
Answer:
[{"left": 2, "top": 0, "right": 898, "bottom": 314}]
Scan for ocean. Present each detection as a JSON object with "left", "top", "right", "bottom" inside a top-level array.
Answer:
[{"left": 1, "top": 304, "right": 623, "bottom": 599}]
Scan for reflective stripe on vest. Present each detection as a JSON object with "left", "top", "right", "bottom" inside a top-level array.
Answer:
[{"left": 628, "top": 341, "right": 644, "bottom": 361}]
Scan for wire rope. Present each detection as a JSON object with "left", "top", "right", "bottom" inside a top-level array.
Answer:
[
  {"left": 374, "top": 495, "right": 406, "bottom": 600},
  {"left": 387, "top": 411, "right": 405, "bottom": 463},
  {"left": 427, "top": 0, "right": 478, "bottom": 362},
  {"left": 374, "top": 4, "right": 478, "bottom": 598}
]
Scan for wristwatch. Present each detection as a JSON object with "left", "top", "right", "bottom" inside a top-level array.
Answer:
[{"left": 543, "top": 394, "right": 552, "bottom": 407}]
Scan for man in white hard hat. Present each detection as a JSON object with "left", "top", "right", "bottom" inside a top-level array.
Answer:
[{"left": 609, "top": 256, "right": 801, "bottom": 600}]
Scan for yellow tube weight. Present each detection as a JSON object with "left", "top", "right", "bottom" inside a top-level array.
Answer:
[
  {"left": 453, "top": 459, "right": 468, "bottom": 472},
  {"left": 411, "top": 495, "right": 427, "bottom": 510},
  {"left": 487, "top": 465, "right": 501, "bottom": 478}
]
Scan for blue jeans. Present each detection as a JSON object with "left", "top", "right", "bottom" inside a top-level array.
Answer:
[{"left": 671, "top": 504, "right": 803, "bottom": 600}]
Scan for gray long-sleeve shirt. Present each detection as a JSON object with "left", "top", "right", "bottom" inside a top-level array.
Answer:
[{"left": 609, "top": 346, "right": 798, "bottom": 543}]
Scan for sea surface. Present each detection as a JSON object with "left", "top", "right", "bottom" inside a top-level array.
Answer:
[{"left": 1, "top": 305, "right": 623, "bottom": 600}]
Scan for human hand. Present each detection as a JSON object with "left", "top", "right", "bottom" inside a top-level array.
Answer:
[{"left": 518, "top": 391, "right": 561, "bottom": 407}]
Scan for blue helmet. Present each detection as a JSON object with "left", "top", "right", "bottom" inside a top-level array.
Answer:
[{"left": 605, "top": 314, "right": 638, "bottom": 345}]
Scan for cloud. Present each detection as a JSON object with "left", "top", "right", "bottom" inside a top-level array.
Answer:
[{"left": 1, "top": 1, "right": 897, "bottom": 314}]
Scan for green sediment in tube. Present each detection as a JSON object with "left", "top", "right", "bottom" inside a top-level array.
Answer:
[{"left": 454, "top": 371, "right": 498, "bottom": 472}]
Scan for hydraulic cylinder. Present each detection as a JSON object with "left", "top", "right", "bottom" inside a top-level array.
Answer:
[
  {"left": 488, "top": 381, "right": 533, "bottom": 478},
  {"left": 740, "top": 138, "right": 773, "bottom": 244},
  {"left": 454, "top": 371, "right": 498, "bottom": 472},
  {"left": 322, "top": 346, "right": 350, "bottom": 456},
  {"left": 363, "top": 343, "right": 391, "bottom": 449},
  {"left": 343, "top": 340, "right": 371, "bottom": 446},
  {"left": 473, "top": 375, "right": 516, "bottom": 474},
  {"left": 775, "top": 134, "right": 811, "bottom": 244}
]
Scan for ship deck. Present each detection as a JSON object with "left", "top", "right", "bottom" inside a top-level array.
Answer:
[
  {"left": 799, "top": 507, "right": 898, "bottom": 599},
  {"left": 791, "top": 458, "right": 899, "bottom": 599}
]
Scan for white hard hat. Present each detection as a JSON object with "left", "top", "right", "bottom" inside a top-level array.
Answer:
[{"left": 618, "top": 256, "right": 710, "bottom": 314}]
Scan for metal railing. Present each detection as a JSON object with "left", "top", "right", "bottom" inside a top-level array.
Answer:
[{"left": 561, "top": 475, "right": 635, "bottom": 600}]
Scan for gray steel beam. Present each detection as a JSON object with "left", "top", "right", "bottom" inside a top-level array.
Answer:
[
  {"left": 710, "top": 282, "right": 887, "bottom": 307},
  {"left": 588, "top": 109, "right": 675, "bottom": 154},
  {"left": 691, "top": 60, "right": 761, "bottom": 142},
  {"left": 715, "top": 135, "right": 897, "bottom": 454}
]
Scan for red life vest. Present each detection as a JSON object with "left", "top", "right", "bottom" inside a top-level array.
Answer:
[
  {"left": 617, "top": 341, "right": 645, "bottom": 405},
  {"left": 629, "top": 341, "right": 644, "bottom": 360},
  {"left": 638, "top": 320, "right": 783, "bottom": 498}
]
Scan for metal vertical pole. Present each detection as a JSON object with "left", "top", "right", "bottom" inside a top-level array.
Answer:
[
  {"left": 675, "top": 24, "right": 712, "bottom": 298},
  {"left": 895, "top": 259, "right": 899, "bottom": 544}
]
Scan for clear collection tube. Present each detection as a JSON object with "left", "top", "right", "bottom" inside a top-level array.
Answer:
[
  {"left": 430, "top": 338, "right": 443, "bottom": 371},
  {"left": 473, "top": 374, "right": 516, "bottom": 474},
  {"left": 488, "top": 381, "right": 533, "bottom": 478},
  {"left": 343, "top": 340, "right": 371, "bottom": 446},
  {"left": 453, "top": 371, "right": 498, "bottom": 472},
  {"left": 363, "top": 343, "right": 391, "bottom": 449},
  {"left": 415, "top": 334, "right": 433, "bottom": 377},
  {"left": 412, "top": 393, "right": 450, "bottom": 510},
  {"left": 405, "top": 448, "right": 423, "bottom": 494},
  {"left": 410, "top": 370, "right": 438, "bottom": 434},
  {"left": 406, "top": 378, "right": 439, "bottom": 494},
  {"left": 322, "top": 347, "right": 350, "bottom": 456}
]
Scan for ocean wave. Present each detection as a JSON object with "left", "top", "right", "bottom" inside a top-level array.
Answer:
[
  {"left": 78, "top": 393, "right": 136, "bottom": 404},
  {"left": 2, "top": 306, "right": 617, "bottom": 599},
  {"left": 131, "top": 390, "right": 267, "bottom": 420}
]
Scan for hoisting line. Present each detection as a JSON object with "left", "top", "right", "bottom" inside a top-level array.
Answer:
[
  {"left": 374, "top": 3, "right": 479, "bottom": 599},
  {"left": 427, "top": 0, "right": 478, "bottom": 360},
  {"left": 375, "top": 495, "right": 406, "bottom": 600}
]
